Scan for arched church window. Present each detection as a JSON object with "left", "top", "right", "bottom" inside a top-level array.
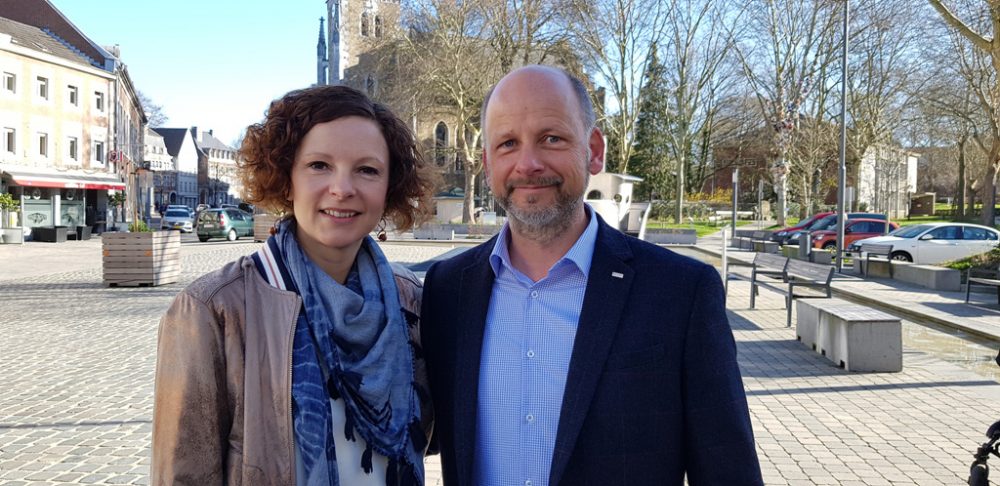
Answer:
[
  {"left": 434, "top": 122, "right": 448, "bottom": 166},
  {"left": 361, "top": 12, "right": 370, "bottom": 37},
  {"left": 586, "top": 190, "right": 603, "bottom": 200},
  {"left": 375, "top": 16, "right": 383, "bottom": 37}
]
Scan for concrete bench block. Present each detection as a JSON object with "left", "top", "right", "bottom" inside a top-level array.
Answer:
[
  {"left": 797, "top": 298, "right": 902, "bottom": 372},
  {"left": 645, "top": 228, "right": 697, "bottom": 245},
  {"left": 414, "top": 226, "right": 455, "bottom": 240},
  {"left": 892, "top": 263, "right": 961, "bottom": 291}
]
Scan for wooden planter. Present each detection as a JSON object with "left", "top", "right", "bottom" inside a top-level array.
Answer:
[
  {"left": 102, "top": 231, "right": 181, "bottom": 287},
  {"left": 253, "top": 214, "right": 278, "bottom": 242}
]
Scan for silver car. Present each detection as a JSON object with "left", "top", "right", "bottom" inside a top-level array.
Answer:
[{"left": 161, "top": 209, "right": 194, "bottom": 233}]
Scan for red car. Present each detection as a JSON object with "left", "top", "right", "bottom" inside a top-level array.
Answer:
[
  {"left": 811, "top": 218, "right": 899, "bottom": 250},
  {"left": 771, "top": 211, "right": 833, "bottom": 242}
]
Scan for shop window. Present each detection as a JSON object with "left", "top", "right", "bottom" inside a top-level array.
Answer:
[{"left": 3, "top": 72, "right": 14, "bottom": 93}]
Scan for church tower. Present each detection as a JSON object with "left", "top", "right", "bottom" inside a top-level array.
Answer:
[
  {"left": 316, "top": 17, "right": 328, "bottom": 85},
  {"left": 326, "top": 0, "right": 400, "bottom": 85}
]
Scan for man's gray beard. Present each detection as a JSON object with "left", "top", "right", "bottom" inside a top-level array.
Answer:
[{"left": 495, "top": 172, "right": 588, "bottom": 245}]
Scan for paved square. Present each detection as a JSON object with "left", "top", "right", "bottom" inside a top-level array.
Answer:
[{"left": 1, "top": 239, "right": 999, "bottom": 485}]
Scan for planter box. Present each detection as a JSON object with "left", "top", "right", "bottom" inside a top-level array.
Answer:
[
  {"left": 782, "top": 245, "right": 800, "bottom": 258},
  {"left": 892, "top": 263, "right": 962, "bottom": 291},
  {"left": 102, "top": 231, "right": 181, "bottom": 287},
  {"left": 253, "top": 214, "right": 279, "bottom": 242},
  {"left": 33, "top": 226, "right": 68, "bottom": 243},
  {"left": 645, "top": 228, "right": 697, "bottom": 245},
  {"left": 0, "top": 227, "right": 24, "bottom": 244}
]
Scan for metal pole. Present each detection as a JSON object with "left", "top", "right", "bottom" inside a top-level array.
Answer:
[
  {"left": 836, "top": 0, "right": 850, "bottom": 272},
  {"left": 732, "top": 167, "right": 739, "bottom": 231}
]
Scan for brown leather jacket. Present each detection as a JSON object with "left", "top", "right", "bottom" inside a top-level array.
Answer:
[{"left": 151, "top": 256, "right": 431, "bottom": 485}]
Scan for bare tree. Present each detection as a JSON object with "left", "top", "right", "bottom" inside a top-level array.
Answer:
[
  {"left": 569, "top": 0, "right": 671, "bottom": 174},
  {"left": 137, "top": 91, "right": 168, "bottom": 128},
  {"left": 733, "top": 0, "right": 841, "bottom": 226},
  {"left": 845, "top": 0, "right": 925, "bottom": 210},
  {"left": 659, "top": 0, "right": 741, "bottom": 222},
  {"left": 928, "top": 0, "right": 1000, "bottom": 224},
  {"left": 394, "top": 0, "right": 501, "bottom": 223}
]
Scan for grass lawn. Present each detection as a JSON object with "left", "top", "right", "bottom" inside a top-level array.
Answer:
[{"left": 646, "top": 220, "right": 753, "bottom": 238}]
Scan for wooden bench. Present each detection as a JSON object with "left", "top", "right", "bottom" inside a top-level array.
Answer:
[
  {"left": 860, "top": 243, "right": 893, "bottom": 278},
  {"left": 796, "top": 297, "right": 902, "bottom": 372},
  {"left": 753, "top": 258, "right": 834, "bottom": 327},
  {"left": 726, "top": 253, "right": 788, "bottom": 300},
  {"left": 965, "top": 265, "right": 1000, "bottom": 306}
]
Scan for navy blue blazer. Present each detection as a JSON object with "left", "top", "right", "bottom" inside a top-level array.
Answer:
[{"left": 421, "top": 218, "right": 763, "bottom": 485}]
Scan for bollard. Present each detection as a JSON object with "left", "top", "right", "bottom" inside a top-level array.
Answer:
[{"left": 798, "top": 232, "right": 812, "bottom": 260}]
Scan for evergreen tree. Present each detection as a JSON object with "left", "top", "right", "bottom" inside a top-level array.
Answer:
[{"left": 630, "top": 44, "right": 672, "bottom": 201}]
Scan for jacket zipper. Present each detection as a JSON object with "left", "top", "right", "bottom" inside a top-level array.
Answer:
[{"left": 287, "top": 303, "right": 300, "bottom": 484}]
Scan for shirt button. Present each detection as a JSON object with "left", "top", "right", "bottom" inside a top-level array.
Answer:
[
  {"left": 526, "top": 414, "right": 534, "bottom": 423},
  {"left": 526, "top": 350, "right": 535, "bottom": 358},
  {"left": 530, "top": 290, "right": 538, "bottom": 298}
]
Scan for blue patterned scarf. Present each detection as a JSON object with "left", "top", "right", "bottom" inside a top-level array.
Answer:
[{"left": 269, "top": 220, "right": 424, "bottom": 486}]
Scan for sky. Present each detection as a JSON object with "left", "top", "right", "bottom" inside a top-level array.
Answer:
[{"left": 51, "top": 0, "right": 327, "bottom": 146}]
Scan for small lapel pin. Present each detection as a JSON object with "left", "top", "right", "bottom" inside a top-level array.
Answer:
[{"left": 611, "top": 272, "right": 624, "bottom": 279}]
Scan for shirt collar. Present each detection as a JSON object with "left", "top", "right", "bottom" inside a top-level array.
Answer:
[{"left": 489, "top": 203, "right": 599, "bottom": 280}]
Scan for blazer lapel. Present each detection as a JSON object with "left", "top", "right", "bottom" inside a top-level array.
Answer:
[
  {"left": 549, "top": 223, "right": 634, "bottom": 486},
  {"left": 454, "top": 244, "right": 496, "bottom": 486}
]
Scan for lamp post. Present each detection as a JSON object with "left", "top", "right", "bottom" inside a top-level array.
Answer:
[{"left": 836, "top": 0, "right": 850, "bottom": 272}]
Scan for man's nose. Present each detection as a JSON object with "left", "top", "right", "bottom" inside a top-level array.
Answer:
[{"left": 514, "top": 146, "right": 544, "bottom": 175}]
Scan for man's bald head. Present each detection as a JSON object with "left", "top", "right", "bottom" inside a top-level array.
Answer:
[{"left": 480, "top": 65, "right": 596, "bottom": 145}]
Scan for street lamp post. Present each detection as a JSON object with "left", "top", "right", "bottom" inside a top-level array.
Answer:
[{"left": 836, "top": 0, "right": 850, "bottom": 272}]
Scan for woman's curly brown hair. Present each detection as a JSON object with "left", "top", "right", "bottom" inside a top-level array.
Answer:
[{"left": 238, "top": 85, "right": 436, "bottom": 232}]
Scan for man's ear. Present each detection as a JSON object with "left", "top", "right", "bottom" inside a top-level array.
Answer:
[{"left": 588, "top": 127, "right": 605, "bottom": 175}]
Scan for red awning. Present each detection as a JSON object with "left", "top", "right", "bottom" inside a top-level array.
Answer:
[{"left": 3, "top": 169, "right": 125, "bottom": 190}]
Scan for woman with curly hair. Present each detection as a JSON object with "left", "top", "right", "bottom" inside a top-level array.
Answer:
[{"left": 152, "top": 85, "right": 437, "bottom": 485}]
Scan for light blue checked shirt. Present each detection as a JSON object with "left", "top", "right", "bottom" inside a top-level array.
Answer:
[{"left": 474, "top": 206, "right": 599, "bottom": 486}]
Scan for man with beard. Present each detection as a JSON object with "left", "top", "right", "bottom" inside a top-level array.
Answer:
[{"left": 421, "top": 65, "right": 762, "bottom": 486}]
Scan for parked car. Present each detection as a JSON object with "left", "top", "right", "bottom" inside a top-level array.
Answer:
[
  {"left": 810, "top": 218, "right": 898, "bottom": 250},
  {"left": 770, "top": 211, "right": 833, "bottom": 242},
  {"left": 196, "top": 208, "right": 254, "bottom": 242},
  {"left": 161, "top": 209, "right": 194, "bottom": 233},
  {"left": 848, "top": 222, "right": 1000, "bottom": 264},
  {"left": 781, "top": 212, "right": 889, "bottom": 245},
  {"left": 166, "top": 205, "right": 194, "bottom": 218}
]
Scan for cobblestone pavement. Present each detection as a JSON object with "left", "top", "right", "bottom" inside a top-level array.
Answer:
[
  {"left": 0, "top": 240, "right": 453, "bottom": 485},
  {"left": 3, "top": 239, "right": 1000, "bottom": 484}
]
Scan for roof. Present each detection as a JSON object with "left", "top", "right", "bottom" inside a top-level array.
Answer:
[
  {"left": 152, "top": 128, "right": 190, "bottom": 157},
  {"left": 194, "top": 130, "right": 234, "bottom": 152},
  {"left": 0, "top": 16, "right": 96, "bottom": 68}
]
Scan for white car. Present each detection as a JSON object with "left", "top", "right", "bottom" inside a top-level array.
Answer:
[
  {"left": 849, "top": 222, "right": 999, "bottom": 264},
  {"left": 161, "top": 209, "right": 194, "bottom": 233}
]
